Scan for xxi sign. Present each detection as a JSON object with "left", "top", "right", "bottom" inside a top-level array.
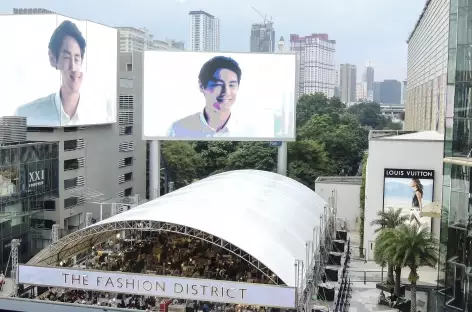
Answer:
[{"left": 28, "top": 170, "right": 45, "bottom": 187}]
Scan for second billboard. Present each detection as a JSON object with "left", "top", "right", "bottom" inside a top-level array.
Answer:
[
  {"left": 143, "top": 51, "right": 296, "bottom": 141},
  {"left": 0, "top": 14, "right": 117, "bottom": 127},
  {"left": 383, "top": 168, "right": 435, "bottom": 227}
]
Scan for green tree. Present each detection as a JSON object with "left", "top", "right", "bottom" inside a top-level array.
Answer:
[
  {"left": 161, "top": 141, "right": 203, "bottom": 189},
  {"left": 296, "top": 93, "right": 345, "bottom": 128},
  {"left": 193, "top": 141, "right": 238, "bottom": 177},
  {"left": 348, "top": 102, "right": 385, "bottom": 129},
  {"left": 370, "top": 207, "right": 408, "bottom": 289},
  {"left": 225, "top": 142, "right": 277, "bottom": 171},
  {"left": 376, "top": 224, "right": 439, "bottom": 311},
  {"left": 287, "top": 140, "right": 332, "bottom": 190}
]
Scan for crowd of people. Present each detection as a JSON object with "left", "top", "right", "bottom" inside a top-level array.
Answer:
[{"left": 27, "top": 230, "right": 276, "bottom": 311}]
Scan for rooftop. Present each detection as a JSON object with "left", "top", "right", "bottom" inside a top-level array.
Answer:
[
  {"left": 369, "top": 130, "right": 443, "bottom": 142},
  {"left": 315, "top": 176, "right": 362, "bottom": 185}
]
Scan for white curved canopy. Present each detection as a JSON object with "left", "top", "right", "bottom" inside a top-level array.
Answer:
[{"left": 29, "top": 170, "right": 327, "bottom": 287}]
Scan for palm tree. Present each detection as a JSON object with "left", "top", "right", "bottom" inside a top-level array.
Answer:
[
  {"left": 370, "top": 207, "right": 408, "bottom": 285},
  {"left": 377, "top": 224, "right": 438, "bottom": 312}
]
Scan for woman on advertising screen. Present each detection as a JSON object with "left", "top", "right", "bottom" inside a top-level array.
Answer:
[
  {"left": 409, "top": 178, "right": 424, "bottom": 226},
  {"left": 167, "top": 56, "right": 257, "bottom": 139}
]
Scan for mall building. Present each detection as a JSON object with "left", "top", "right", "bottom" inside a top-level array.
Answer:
[{"left": 407, "top": 0, "right": 472, "bottom": 310}]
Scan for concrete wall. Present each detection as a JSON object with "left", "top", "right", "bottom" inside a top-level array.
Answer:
[
  {"left": 27, "top": 51, "right": 146, "bottom": 234},
  {"left": 315, "top": 179, "right": 361, "bottom": 231},
  {"left": 364, "top": 136, "right": 444, "bottom": 260}
]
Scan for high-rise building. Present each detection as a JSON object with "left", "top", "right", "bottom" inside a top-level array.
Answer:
[
  {"left": 250, "top": 22, "right": 275, "bottom": 52},
  {"left": 363, "top": 62, "right": 375, "bottom": 94},
  {"left": 277, "top": 36, "right": 285, "bottom": 52},
  {"left": 405, "top": 0, "right": 448, "bottom": 132},
  {"left": 289, "top": 33, "right": 336, "bottom": 98},
  {"left": 116, "top": 27, "right": 155, "bottom": 52},
  {"left": 373, "top": 81, "right": 382, "bottom": 103},
  {"left": 356, "top": 81, "right": 367, "bottom": 102},
  {"left": 13, "top": 7, "right": 55, "bottom": 14},
  {"left": 117, "top": 27, "right": 184, "bottom": 52},
  {"left": 380, "top": 79, "right": 402, "bottom": 104},
  {"left": 339, "top": 64, "right": 357, "bottom": 103},
  {"left": 189, "top": 10, "right": 220, "bottom": 52},
  {"left": 401, "top": 80, "right": 407, "bottom": 105}
]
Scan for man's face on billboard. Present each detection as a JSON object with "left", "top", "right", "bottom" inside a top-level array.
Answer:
[
  {"left": 202, "top": 68, "right": 239, "bottom": 114},
  {"left": 56, "top": 35, "right": 83, "bottom": 93}
]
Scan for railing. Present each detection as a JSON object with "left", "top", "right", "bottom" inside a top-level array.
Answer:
[
  {"left": 350, "top": 245, "right": 367, "bottom": 263},
  {"left": 348, "top": 269, "right": 383, "bottom": 284}
]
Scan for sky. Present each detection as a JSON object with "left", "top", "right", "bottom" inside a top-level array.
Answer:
[{"left": 0, "top": 0, "right": 425, "bottom": 81}]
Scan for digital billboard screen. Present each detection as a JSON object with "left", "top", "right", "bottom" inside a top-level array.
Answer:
[
  {"left": 0, "top": 14, "right": 117, "bottom": 127},
  {"left": 143, "top": 51, "right": 296, "bottom": 141}
]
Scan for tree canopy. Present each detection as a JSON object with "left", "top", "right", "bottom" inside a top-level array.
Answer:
[{"left": 159, "top": 93, "right": 402, "bottom": 191}]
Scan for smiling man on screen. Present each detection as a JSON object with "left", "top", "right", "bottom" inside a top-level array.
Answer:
[
  {"left": 15, "top": 21, "right": 89, "bottom": 126},
  {"left": 168, "top": 56, "right": 249, "bottom": 138}
]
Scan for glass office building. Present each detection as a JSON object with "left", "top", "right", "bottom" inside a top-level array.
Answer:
[
  {"left": 0, "top": 142, "right": 59, "bottom": 274},
  {"left": 439, "top": 0, "right": 472, "bottom": 310}
]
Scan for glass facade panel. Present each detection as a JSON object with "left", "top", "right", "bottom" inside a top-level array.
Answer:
[{"left": 0, "top": 142, "right": 59, "bottom": 273}]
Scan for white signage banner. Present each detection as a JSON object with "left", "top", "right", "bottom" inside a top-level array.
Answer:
[{"left": 18, "top": 265, "right": 296, "bottom": 308}]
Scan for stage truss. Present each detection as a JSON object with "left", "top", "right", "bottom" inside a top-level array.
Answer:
[{"left": 27, "top": 220, "right": 281, "bottom": 285}]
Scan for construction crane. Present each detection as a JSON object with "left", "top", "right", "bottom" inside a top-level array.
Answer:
[{"left": 251, "top": 6, "right": 273, "bottom": 26}]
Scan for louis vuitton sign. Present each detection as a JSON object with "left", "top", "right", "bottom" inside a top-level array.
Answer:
[{"left": 18, "top": 265, "right": 295, "bottom": 308}]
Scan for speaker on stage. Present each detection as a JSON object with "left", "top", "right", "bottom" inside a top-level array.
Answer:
[
  {"left": 332, "top": 240, "right": 345, "bottom": 252},
  {"left": 328, "top": 252, "right": 342, "bottom": 266},
  {"left": 336, "top": 230, "right": 347, "bottom": 241},
  {"left": 317, "top": 284, "right": 335, "bottom": 301},
  {"left": 325, "top": 267, "right": 338, "bottom": 281}
]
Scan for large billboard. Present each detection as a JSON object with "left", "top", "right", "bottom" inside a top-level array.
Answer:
[
  {"left": 0, "top": 14, "right": 117, "bottom": 127},
  {"left": 18, "top": 265, "right": 296, "bottom": 308},
  {"left": 143, "top": 51, "right": 296, "bottom": 141},
  {"left": 383, "top": 168, "right": 434, "bottom": 227}
]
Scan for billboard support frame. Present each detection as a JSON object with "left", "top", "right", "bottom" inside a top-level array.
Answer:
[
  {"left": 277, "top": 142, "right": 288, "bottom": 176},
  {"left": 149, "top": 140, "right": 161, "bottom": 199}
]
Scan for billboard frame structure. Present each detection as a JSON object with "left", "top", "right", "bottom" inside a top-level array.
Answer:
[{"left": 141, "top": 50, "right": 298, "bottom": 142}]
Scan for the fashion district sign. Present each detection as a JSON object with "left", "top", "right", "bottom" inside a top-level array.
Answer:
[{"left": 17, "top": 265, "right": 295, "bottom": 308}]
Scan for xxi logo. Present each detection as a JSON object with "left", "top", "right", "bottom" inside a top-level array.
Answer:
[{"left": 29, "top": 170, "right": 44, "bottom": 183}]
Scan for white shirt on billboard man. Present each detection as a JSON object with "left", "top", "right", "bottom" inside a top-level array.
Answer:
[
  {"left": 167, "top": 56, "right": 255, "bottom": 138},
  {"left": 14, "top": 21, "right": 113, "bottom": 127}
]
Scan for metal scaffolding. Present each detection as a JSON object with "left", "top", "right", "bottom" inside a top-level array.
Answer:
[
  {"left": 27, "top": 220, "right": 281, "bottom": 285},
  {"left": 85, "top": 212, "right": 93, "bottom": 227},
  {"left": 10, "top": 238, "right": 20, "bottom": 296}
]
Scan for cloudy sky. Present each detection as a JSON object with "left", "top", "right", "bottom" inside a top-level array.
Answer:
[{"left": 0, "top": 0, "right": 424, "bottom": 81}]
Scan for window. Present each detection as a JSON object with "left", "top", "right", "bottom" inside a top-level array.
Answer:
[
  {"left": 63, "top": 139, "right": 85, "bottom": 151},
  {"left": 64, "top": 158, "right": 85, "bottom": 171},
  {"left": 64, "top": 127, "right": 79, "bottom": 132},
  {"left": 119, "top": 157, "right": 133, "bottom": 168},
  {"left": 126, "top": 63, "right": 133, "bottom": 71},
  {"left": 119, "top": 142, "right": 134, "bottom": 152},
  {"left": 64, "top": 177, "right": 78, "bottom": 189},
  {"left": 124, "top": 187, "right": 133, "bottom": 197},
  {"left": 119, "top": 172, "right": 133, "bottom": 184},
  {"left": 44, "top": 200, "right": 56, "bottom": 211},
  {"left": 125, "top": 172, "right": 132, "bottom": 181},
  {"left": 64, "top": 197, "right": 78, "bottom": 208}
]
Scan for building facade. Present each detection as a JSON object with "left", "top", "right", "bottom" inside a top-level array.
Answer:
[
  {"left": 289, "top": 33, "right": 336, "bottom": 98},
  {"left": 250, "top": 22, "right": 275, "bottom": 52},
  {"left": 363, "top": 63, "right": 375, "bottom": 95},
  {"left": 405, "top": 0, "right": 449, "bottom": 132},
  {"left": 380, "top": 79, "right": 402, "bottom": 104},
  {"left": 277, "top": 36, "right": 285, "bottom": 52},
  {"left": 439, "top": 0, "right": 472, "bottom": 310},
  {"left": 356, "top": 82, "right": 368, "bottom": 102},
  {"left": 339, "top": 64, "right": 357, "bottom": 103},
  {"left": 189, "top": 10, "right": 220, "bottom": 52},
  {"left": 0, "top": 139, "right": 59, "bottom": 273}
]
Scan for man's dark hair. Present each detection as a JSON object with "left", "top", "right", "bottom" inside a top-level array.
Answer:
[
  {"left": 199, "top": 56, "right": 242, "bottom": 88},
  {"left": 48, "top": 20, "right": 86, "bottom": 60}
]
